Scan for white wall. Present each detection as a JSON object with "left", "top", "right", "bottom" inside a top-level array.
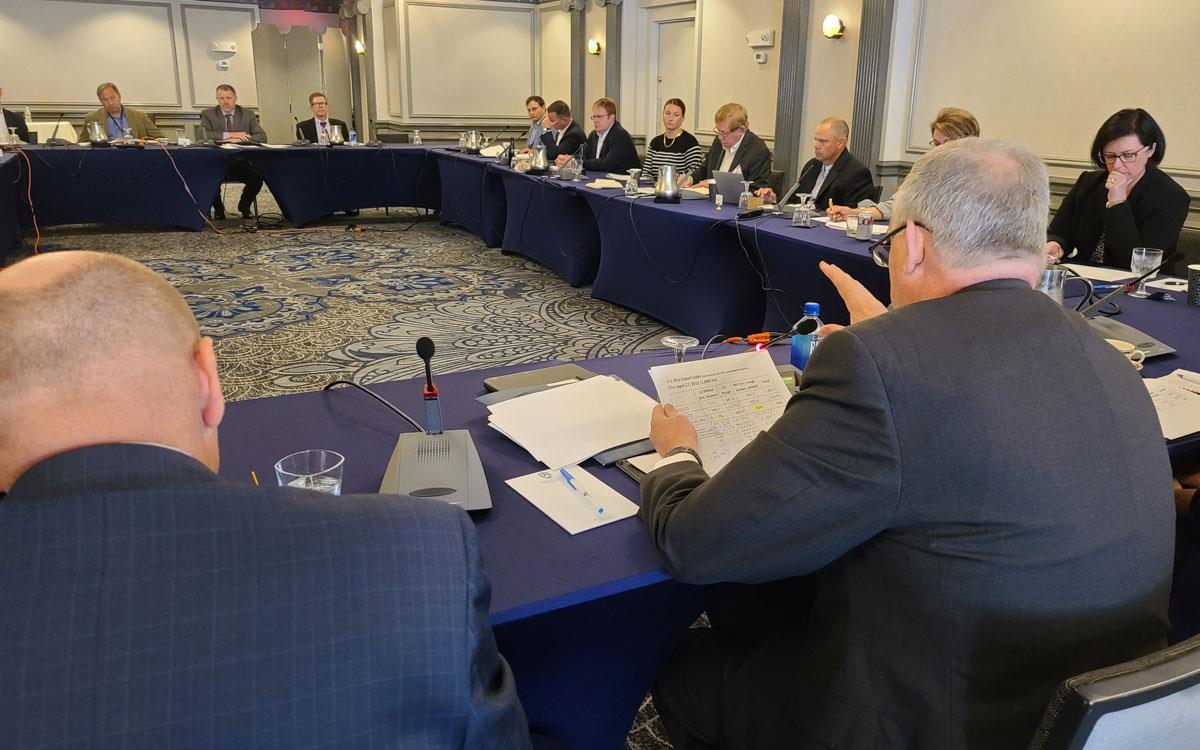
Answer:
[
  {"left": 880, "top": 0, "right": 1200, "bottom": 193},
  {"left": 252, "top": 25, "right": 352, "bottom": 143},
  {"left": 0, "top": 0, "right": 257, "bottom": 112},
  {"left": 692, "top": 0, "right": 783, "bottom": 143},
  {"left": 539, "top": 2, "right": 572, "bottom": 106},
  {"left": 376, "top": 0, "right": 541, "bottom": 127}
]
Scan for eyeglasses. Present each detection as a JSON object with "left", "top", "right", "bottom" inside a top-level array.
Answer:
[
  {"left": 590, "top": 113, "right": 612, "bottom": 121},
  {"left": 866, "top": 220, "right": 931, "bottom": 268},
  {"left": 1100, "top": 144, "right": 1150, "bottom": 163},
  {"left": 716, "top": 127, "right": 743, "bottom": 139}
]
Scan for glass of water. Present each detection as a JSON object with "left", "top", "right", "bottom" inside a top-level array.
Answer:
[
  {"left": 275, "top": 449, "right": 344, "bottom": 495},
  {"left": 1129, "top": 247, "right": 1164, "bottom": 298}
]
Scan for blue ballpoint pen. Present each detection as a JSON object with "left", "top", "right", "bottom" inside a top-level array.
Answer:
[{"left": 559, "top": 467, "right": 605, "bottom": 515}]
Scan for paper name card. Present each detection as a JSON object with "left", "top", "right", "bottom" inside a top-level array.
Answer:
[
  {"left": 506, "top": 466, "right": 637, "bottom": 535},
  {"left": 1144, "top": 376, "right": 1200, "bottom": 440}
]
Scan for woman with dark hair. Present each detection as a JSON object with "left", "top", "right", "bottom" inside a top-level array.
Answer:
[
  {"left": 1046, "top": 108, "right": 1190, "bottom": 267},
  {"left": 642, "top": 98, "right": 703, "bottom": 180}
]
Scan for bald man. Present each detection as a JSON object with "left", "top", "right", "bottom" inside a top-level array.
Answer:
[
  {"left": 0, "top": 252, "right": 531, "bottom": 749},
  {"left": 762, "top": 117, "right": 875, "bottom": 209}
]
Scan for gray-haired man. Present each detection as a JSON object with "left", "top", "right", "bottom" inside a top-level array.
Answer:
[{"left": 640, "top": 138, "right": 1173, "bottom": 750}]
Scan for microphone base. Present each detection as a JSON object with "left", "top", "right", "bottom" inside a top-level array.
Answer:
[
  {"left": 654, "top": 195, "right": 681, "bottom": 204},
  {"left": 379, "top": 429, "right": 493, "bottom": 511}
]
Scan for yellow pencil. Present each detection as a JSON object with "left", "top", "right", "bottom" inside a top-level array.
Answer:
[{"left": 250, "top": 470, "right": 260, "bottom": 486}]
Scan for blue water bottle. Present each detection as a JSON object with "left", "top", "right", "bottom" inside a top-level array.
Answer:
[
  {"left": 349, "top": 129, "right": 358, "bottom": 146},
  {"left": 789, "top": 302, "right": 824, "bottom": 370}
]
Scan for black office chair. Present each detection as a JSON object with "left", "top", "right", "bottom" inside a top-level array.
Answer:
[
  {"left": 768, "top": 169, "right": 785, "bottom": 198},
  {"left": 1167, "top": 226, "right": 1199, "bottom": 278},
  {"left": 1027, "top": 634, "right": 1200, "bottom": 750},
  {"left": 872, "top": 184, "right": 883, "bottom": 203}
]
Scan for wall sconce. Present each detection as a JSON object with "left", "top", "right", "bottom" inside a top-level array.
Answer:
[
  {"left": 353, "top": 38, "right": 366, "bottom": 55},
  {"left": 586, "top": 38, "right": 602, "bottom": 55},
  {"left": 822, "top": 14, "right": 845, "bottom": 38}
]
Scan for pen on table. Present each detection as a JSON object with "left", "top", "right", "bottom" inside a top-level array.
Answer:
[
  {"left": 559, "top": 467, "right": 604, "bottom": 515},
  {"left": 250, "top": 470, "right": 260, "bottom": 486}
]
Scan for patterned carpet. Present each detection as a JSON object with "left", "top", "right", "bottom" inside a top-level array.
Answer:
[{"left": 16, "top": 191, "right": 679, "bottom": 749}]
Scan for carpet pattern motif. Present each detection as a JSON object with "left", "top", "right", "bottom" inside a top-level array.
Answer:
[{"left": 18, "top": 201, "right": 681, "bottom": 749}]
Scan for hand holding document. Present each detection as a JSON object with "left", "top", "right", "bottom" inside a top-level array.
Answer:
[
  {"left": 507, "top": 465, "right": 637, "bottom": 534},
  {"left": 649, "top": 350, "right": 792, "bottom": 474}
]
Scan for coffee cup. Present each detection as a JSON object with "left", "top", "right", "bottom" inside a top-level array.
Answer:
[{"left": 1105, "top": 338, "right": 1145, "bottom": 370}]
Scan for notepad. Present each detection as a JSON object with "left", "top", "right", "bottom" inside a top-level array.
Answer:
[{"left": 1061, "top": 263, "right": 1136, "bottom": 282}]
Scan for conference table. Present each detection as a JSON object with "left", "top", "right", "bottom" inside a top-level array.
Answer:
[
  {"left": 15, "top": 143, "right": 229, "bottom": 231},
  {"left": 0, "top": 152, "right": 20, "bottom": 260},
  {"left": 242, "top": 144, "right": 440, "bottom": 227},
  {"left": 492, "top": 167, "right": 601, "bottom": 287},
  {"left": 433, "top": 148, "right": 507, "bottom": 247},
  {"left": 218, "top": 348, "right": 734, "bottom": 750}
]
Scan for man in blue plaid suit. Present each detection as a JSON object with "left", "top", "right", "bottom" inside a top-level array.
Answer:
[{"left": 0, "top": 251, "right": 531, "bottom": 749}]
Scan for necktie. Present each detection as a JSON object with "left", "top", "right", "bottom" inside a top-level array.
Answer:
[
  {"left": 320, "top": 121, "right": 329, "bottom": 144},
  {"left": 225, "top": 113, "right": 234, "bottom": 132}
]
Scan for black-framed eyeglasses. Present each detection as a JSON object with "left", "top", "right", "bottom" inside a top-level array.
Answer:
[
  {"left": 866, "top": 220, "right": 930, "bottom": 268},
  {"left": 1100, "top": 144, "right": 1150, "bottom": 164}
]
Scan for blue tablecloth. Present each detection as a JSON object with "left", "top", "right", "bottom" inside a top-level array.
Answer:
[
  {"left": 0, "top": 153, "right": 20, "bottom": 261},
  {"left": 17, "top": 144, "right": 227, "bottom": 231},
  {"left": 493, "top": 166, "right": 601, "bottom": 286},
  {"left": 749, "top": 216, "right": 891, "bottom": 330},
  {"left": 434, "top": 149, "right": 506, "bottom": 247},
  {"left": 579, "top": 187, "right": 766, "bottom": 340},
  {"left": 217, "top": 349, "right": 718, "bottom": 749},
  {"left": 244, "top": 144, "right": 439, "bottom": 227}
]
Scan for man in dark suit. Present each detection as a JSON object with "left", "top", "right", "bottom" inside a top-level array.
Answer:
[
  {"left": 540, "top": 99, "right": 586, "bottom": 161},
  {"left": 0, "top": 87, "right": 30, "bottom": 143},
  {"left": 199, "top": 84, "right": 268, "bottom": 219},
  {"left": 640, "top": 138, "right": 1173, "bottom": 749},
  {"left": 557, "top": 97, "right": 639, "bottom": 173},
  {"left": 0, "top": 251, "right": 531, "bottom": 749},
  {"left": 761, "top": 117, "right": 875, "bottom": 209},
  {"left": 684, "top": 102, "right": 773, "bottom": 191},
  {"left": 297, "top": 91, "right": 349, "bottom": 145}
]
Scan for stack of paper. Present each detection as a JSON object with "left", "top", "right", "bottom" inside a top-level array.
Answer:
[
  {"left": 585, "top": 179, "right": 624, "bottom": 190},
  {"left": 649, "top": 350, "right": 792, "bottom": 474},
  {"left": 487, "top": 375, "right": 658, "bottom": 469},
  {"left": 1144, "top": 370, "right": 1200, "bottom": 440},
  {"left": 1062, "top": 263, "right": 1135, "bottom": 282}
]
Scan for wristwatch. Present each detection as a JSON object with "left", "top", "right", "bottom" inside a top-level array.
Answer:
[{"left": 665, "top": 446, "right": 703, "bottom": 467}]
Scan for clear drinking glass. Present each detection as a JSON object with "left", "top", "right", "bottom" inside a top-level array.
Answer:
[
  {"left": 8, "top": 127, "right": 19, "bottom": 144},
  {"left": 738, "top": 180, "right": 752, "bottom": 210},
  {"left": 1129, "top": 247, "right": 1164, "bottom": 298},
  {"left": 122, "top": 126, "right": 133, "bottom": 141},
  {"left": 275, "top": 449, "right": 345, "bottom": 495},
  {"left": 412, "top": 129, "right": 422, "bottom": 145},
  {"left": 662, "top": 335, "right": 701, "bottom": 363}
]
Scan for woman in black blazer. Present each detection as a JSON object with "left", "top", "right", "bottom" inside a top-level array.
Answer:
[{"left": 1046, "top": 109, "right": 1189, "bottom": 268}]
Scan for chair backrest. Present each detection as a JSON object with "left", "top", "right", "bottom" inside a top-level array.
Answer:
[
  {"left": 1028, "top": 634, "right": 1200, "bottom": 750},
  {"left": 768, "top": 169, "right": 785, "bottom": 197},
  {"left": 872, "top": 184, "right": 883, "bottom": 203},
  {"left": 1168, "top": 226, "right": 1200, "bottom": 277},
  {"left": 377, "top": 133, "right": 410, "bottom": 144}
]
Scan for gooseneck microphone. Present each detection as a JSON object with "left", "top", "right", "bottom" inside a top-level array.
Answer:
[
  {"left": 777, "top": 160, "right": 819, "bottom": 208},
  {"left": 416, "top": 337, "right": 443, "bottom": 435},
  {"left": 293, "top": 116, "right": 309, "bottom": 145},
  {"left": 1078, "top": 251, "right": 1179, "bottom": 318}
]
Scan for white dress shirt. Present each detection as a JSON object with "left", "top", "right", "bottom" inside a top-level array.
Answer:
[
  {"left": 717, "top": 133, "right": 745, "bottom": 174},
  {"left": 594, "top": 128, "right": 610, "bottom": 160}
]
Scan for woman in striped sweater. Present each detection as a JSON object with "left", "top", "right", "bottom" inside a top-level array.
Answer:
[{"left": 642, "top": 98, "right": 703, "bottom": 181}]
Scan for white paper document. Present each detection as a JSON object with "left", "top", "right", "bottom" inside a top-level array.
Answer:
[
  {"left": 506, "top": 466, "right": 638, "bottom": 534},
  {"left": 487, "top": 375, "right": 658, "bottom": 469},
  {"left": 1061, "top": 263, "right": 1136, "bottom": 282},
  {"left": 649, "top": 350, "right": 792, "bottom": 474},
  {"left": 1143, "top": 376, "right": 1200, "bottom": 440}
]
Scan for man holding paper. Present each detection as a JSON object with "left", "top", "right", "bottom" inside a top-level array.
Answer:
[{"left": 639, "top": 138, "right": 1173, "bottom": 750}]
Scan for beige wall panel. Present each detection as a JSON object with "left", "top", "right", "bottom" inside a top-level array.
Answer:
[
  {"left": 694, "top": 0, "right": 782, "bottom": 142},
  {"left": 404, "top": 2, "right": 533, "bottom": 119},
  {"left": 182, "top": 4, "right": 258, "bottom": 108},
  {"left": 539, "top": 5, "right": 572, "bottom": 107},
  {"left": 799, "top": 0, "right": 859, "bottom": 168}
]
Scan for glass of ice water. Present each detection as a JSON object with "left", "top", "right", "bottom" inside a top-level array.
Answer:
[
  {"left": 1129, "top": 247, "right": 1164, "bottom": 298},
  {"left": 275, "top": 449, "right": 344, "bottom": 495}
]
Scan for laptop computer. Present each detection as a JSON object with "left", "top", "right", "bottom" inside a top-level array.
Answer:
[{"left": 711, "top": 170, "right": 751, "bottom": 204}]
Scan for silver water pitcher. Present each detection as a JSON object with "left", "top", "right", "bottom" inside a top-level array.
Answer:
[
  {"left": 465, "top": 130, "right": 483, "bottom": 151},
  {"left": 530, "top": 144, "right": 549, "bottom": 171},
  {"left": 655, "top": 164, "right": 681, "bottom": 203},
  {"left": 88, "top": 120, "right": 108, "bottom": 144},
  {"left": 328, "top": 124, "right": 345, "bottom": 145}
]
